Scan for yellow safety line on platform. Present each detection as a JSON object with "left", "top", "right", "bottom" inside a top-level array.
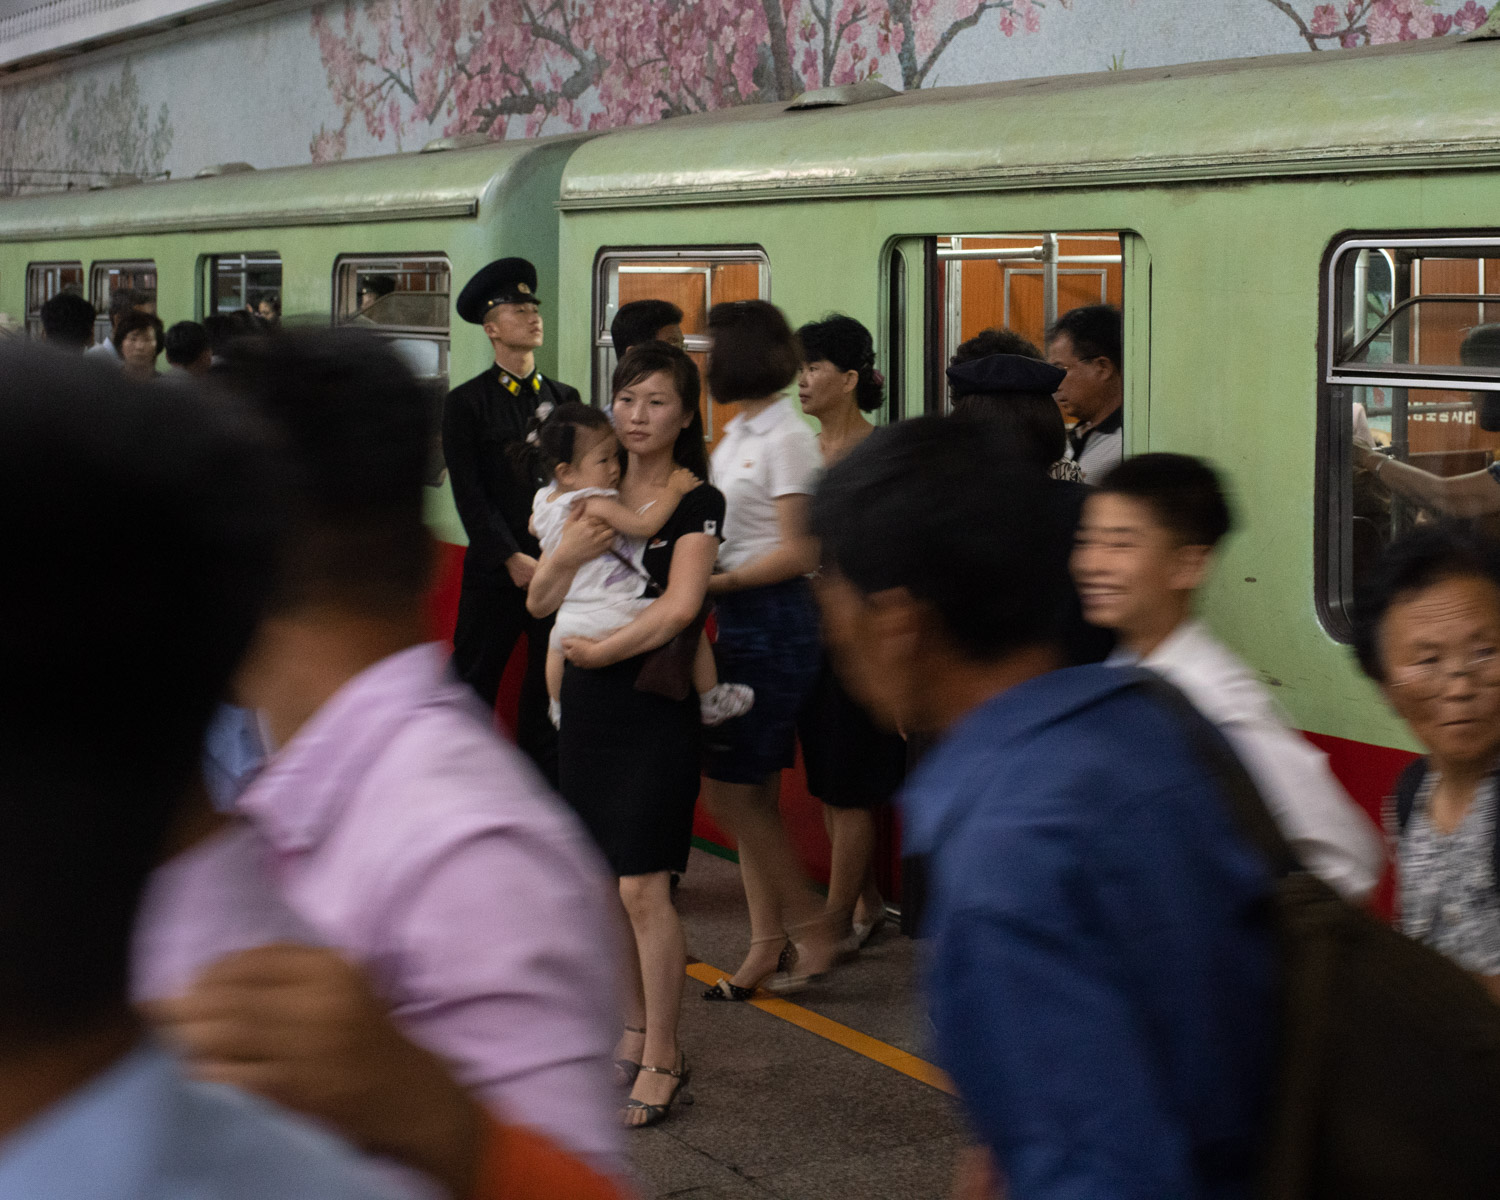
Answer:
[{"left": 684, "top": 961, "right": 956, "bottom": 1096}]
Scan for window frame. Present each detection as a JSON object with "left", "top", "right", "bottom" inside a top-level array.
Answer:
[
  {"left": 592, "top": 245, "right": 771, "bottom": 436},
  {"left": 89, "top": 259, "right": 157, "bottom": 346},
  {"left": 1317, "top": 232, "right": 1500, "bottom": 641},
  {"left": 331, "top": 252, "right": 452, "bottom": 336},
  {"left": 201, "top": 251, "right": 284, "bottom": 320},
  {"left": 24, "top": 260, "right": 83, "bottom": 337}
]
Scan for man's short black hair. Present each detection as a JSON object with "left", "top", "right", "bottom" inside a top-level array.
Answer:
[
  {"left": 706, "top": 300, "right": 801, "bottom": 403},
  {"left": 810, "top": 415, "right": 1070, "bottom": 661},
  {"left": 1351, "top": 524, "right": 1500, "bottom": 683},
  {"left": 108, "top": 287, "right": 143, "bottom": 322},
  {"left": 165, "top": 320, "right": 211, "bottom": 367},
  {"left": 218, "top": 329, "right": 433, "bottom": 616},
  {"left": 361, "top": 274, "right": 397, "bottom": 299},
  {"left": 39, "top": 292, "right": 96, "bottom": 350},
  {"left": 611, "top": 299, "right": 684, "bottom": 358},
  {"left": 1046, "top": 304, "right": 1123, "bottom": 372},
  {"left": 0, "top": 344, "right": 282, "bottom": 1041},
  {"left": 204, "top": 310, "right": 260, "bottom": 355},
  {"left": 1096, "top": 453, "right": 1233, "bottom": 549},
  {"left": 952, "top": 327, "right": 1041, "bottom": 364}
]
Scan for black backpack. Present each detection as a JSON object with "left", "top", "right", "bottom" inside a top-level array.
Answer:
[
  {"left": 1141, "top": 677, "right": 1500, "bottom": 1200},
  {"left": 1392, "top": 757, "right": 1500, "bottom": 896}
]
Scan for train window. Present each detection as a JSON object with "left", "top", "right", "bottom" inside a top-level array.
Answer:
[
  {"left": 205, "top": 253, "right": 283, "bottom": 319},
  {"left": 90, "top": 261, "right": 157, "bottom": 348},
  {"left": 1321, "top": 236, "right": 1500, "bottom": 638},
  {"left": 334, "top": 254, "right": 452, "bottom": 484},
  {"left": 25, "top": 261, "right": 84, "bottom": 338},
  {"left": 593, "top": 247, "right": 770, "bottom": 445}
]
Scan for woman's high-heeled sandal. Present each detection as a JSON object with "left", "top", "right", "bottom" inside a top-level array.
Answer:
[
  {"left": 766, "top": 915, "right": 839, "bottom": 996},
  {"left": 621, "top": 1055, "right": 693, "bottom": 1129},
  {"left": 701, "top": 934, "right": 786, "bottom": 1002},
  {"left": 614, "top": 1025, "right": 646, "bottom": 1088}
]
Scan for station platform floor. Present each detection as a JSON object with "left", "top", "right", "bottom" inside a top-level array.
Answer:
[{"left": 628, "top": 847, "right": 964, "bottom": 1199}]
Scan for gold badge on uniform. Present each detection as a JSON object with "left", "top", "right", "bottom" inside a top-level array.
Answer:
[{"left": 518, "top": 282, "right": 531, "bottom": 295}]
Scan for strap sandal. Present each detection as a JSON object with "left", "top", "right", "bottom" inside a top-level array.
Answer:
[
  {"left": 621, "top": 1055, "right": 693, "bottom": 1129},
  {"left": 614, "top": 1025, "right": 646, "bottom": 1087},
  {"left": 700, "top": 934, "right": 786, "bottom": 1002},
  {"left": 766, "top": 915, "right": 838, "bottom": 996}
]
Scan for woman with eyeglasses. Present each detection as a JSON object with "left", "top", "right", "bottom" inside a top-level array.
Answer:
[{"left": 1352, "top": 524, "right": 1500, "bottom": 1001}]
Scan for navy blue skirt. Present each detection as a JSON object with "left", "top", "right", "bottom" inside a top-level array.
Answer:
[{"left": 704, "top": 578, "right": 821, "bottom": 785}]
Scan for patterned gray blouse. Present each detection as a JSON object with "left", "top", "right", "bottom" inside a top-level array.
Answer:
[{"left": 1397, "top": 772, "right": 1500, "bottom": 976}]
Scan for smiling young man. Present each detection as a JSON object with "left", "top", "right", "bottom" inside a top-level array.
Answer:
[
  {"left": 810, "top": 418, "right": 1275, "bottom": 1200},
  {"left": 443, "top": 257, "right": 581, "bottom": 781},
  {"left": 1072, "top": 452, "right": 1384, "bottom": 902}
]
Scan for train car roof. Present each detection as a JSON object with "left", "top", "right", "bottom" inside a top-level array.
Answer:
[
  {"left": 0, "top": 132, "right": 591, "bottom": 242},
  {"left": 558, "top": 35, "right": 1500, "bottom": 209}
]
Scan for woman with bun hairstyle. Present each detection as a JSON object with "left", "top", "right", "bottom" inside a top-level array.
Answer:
[
  {"left": 795, "top": 314, "right": 905, "bottom": 951},
  {"left": 699, "top": 301, "right": 835, "bottom": 1002}
]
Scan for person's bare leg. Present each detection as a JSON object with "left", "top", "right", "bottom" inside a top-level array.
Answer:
[
  {"left": 824, "top": 804, "right": 880, "bottom": 939},
  {"left": 707, "top": 775, "right": 836, "bottom": 980},
  {"left": 691, "top": 634, "right": 717, "bottom": 694},
  {"left": 618, "top": 872, "right": 687, "bottom": 1119},
  {"left": 614, "top": 896, "right": 647, "bottom": 1070}
]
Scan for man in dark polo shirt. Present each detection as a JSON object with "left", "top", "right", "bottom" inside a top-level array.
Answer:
[{"left": 443, "top": 257, "right": 580, "bottom": 782}]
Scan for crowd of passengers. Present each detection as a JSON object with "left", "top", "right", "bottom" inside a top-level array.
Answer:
[{"left": 1, "top": 250, "right": 1497, "bottom": 1200}]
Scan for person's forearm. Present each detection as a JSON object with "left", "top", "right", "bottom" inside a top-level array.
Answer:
[
  {"left": 1372, "top": 456, "right": 1500, "bottom": 518},
  {"left": 714, "top": 538, "right": 817, "bottom": 593},
  {"left": 585, "top": 493, "right": 682, "bottom": 540},
  {"left": 581, "top": 594, "right": 700, "bottom": 661},
  {"left": 526, "top": 554, "right": 578, "bottom": 617}
]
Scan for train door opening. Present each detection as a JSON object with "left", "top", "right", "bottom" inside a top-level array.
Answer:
[
  {"left": 89, "top": 260, "right": 157, "bottom": 347},
  {"left": 593, "top": 247, "right": 769, "bottom": 448},
  {"left": 885, "top": 232, "right": 1132, "bottom": 442},
  {"left": 24, "top": 261, "right": 83, "bottom": 338},
  {"left": 1321, "top": 235, "right": 1500, "bottom": 637}
]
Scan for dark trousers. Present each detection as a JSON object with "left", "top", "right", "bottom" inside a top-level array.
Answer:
[{"left": 452, "top": 566, "right": 558, "bottom": 787}]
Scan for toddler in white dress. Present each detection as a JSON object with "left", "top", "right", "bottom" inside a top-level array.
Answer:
[{"left": 521, "top": 401, "right": 752, "bottom": 728}]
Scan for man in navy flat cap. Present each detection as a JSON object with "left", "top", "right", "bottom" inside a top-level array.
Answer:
[{"left": 443, "top": 256, "right": 580, "bottom": 782}]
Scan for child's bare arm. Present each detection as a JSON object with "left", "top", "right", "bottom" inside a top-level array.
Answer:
[{"left": 581, "top": 471, "right": 699, "bottom": 538}]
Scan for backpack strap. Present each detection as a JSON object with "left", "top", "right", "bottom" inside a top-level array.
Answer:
[
  {"left": 1392, "top": 758, "right": 1428, "bottom": 835},
  {"left": 1130, "top": 673, "right": 1305, "bottom": 879}
]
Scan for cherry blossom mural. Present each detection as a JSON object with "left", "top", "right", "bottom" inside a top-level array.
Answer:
[
  {"left": 308, "top": 0, "right": 1064, "bottom": 159},
  {"left": 1266, "top": 0, "right": 1489, "bottom": 47}
]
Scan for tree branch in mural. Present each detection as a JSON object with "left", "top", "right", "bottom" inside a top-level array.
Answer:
[
  {"left": 0, "top": 63, "right": 172, "bottom": 195},
  {"left": 1265, "top": 0, "right": 1488, "bottom": 48},
  {"left": 308, "top": 0, "right": 1056, "bottom": 160}
]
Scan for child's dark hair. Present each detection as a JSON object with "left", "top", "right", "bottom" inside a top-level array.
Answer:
[
  {"left": 510, "top": 400, "right": 614, "bottom": 480},
  {"left": 797, "top": 314, "right": 884, "bottom": 412},
  {"left": 1095, "top": 453, "right": 1233, "bottom": 549}
]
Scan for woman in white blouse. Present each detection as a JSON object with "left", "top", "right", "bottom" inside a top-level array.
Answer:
[{"left": 698, "top": 301, "right": 836, "bottom": 1001}]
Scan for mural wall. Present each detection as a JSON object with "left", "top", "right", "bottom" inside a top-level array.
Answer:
[{"left": 0, "top": 0, "right": 1491, "bottom": 188}]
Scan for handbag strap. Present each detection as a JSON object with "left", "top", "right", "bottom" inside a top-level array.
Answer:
[{"left": 607, "top": 547, "right": 662, "bottom": 598}]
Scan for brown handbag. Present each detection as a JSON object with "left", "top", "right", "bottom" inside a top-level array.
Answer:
[{"left": 606, "top": 547, "right": 709, "bottom": 702}]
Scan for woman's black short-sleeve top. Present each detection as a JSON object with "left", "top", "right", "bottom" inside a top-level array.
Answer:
[{"left": 642, "top": 482, "right": 725, "bottom": 592}]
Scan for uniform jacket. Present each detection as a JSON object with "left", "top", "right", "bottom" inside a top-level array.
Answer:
[{"left": 442, "top": 365, "right": 581, "bottom": 575}]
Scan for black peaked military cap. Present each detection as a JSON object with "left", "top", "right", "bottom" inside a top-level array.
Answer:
[
  {"left": 946, "top": 353, "right": 1066, "bottom": 398},
  {"left": 457, "top": 257, "right": 541, "bottom": 324}
]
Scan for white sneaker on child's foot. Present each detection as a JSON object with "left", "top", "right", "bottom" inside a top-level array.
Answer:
[
  {"left": 548, "top": 697, "right": 562, "bottom": 730},
  {"left": 700, "top": 683, "right": 754, "bottom": 726}
]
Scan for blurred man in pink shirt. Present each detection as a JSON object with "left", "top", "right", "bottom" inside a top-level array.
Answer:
[{"left": 137, "top": 331, "right": 625, "bottom": 1183}]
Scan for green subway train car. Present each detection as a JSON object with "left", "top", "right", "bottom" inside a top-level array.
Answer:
[{"left": 5, "top": 32, "right": 1498, "bottom": 866}]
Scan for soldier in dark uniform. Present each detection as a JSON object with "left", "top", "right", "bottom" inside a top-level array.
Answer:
[{"left": 443, "top": 257, "right": 580, "bottom": 783}]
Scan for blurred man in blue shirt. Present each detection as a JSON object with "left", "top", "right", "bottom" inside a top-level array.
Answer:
[{"left": 808, "top": 416, "right": 1276, "bottom": 1200}]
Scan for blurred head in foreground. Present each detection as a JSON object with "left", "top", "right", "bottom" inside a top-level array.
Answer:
[
  {"left": 808, "top": 415, "right": 1070, "bottom": 734},
  {"left": 0, "top": 344, "right": 280, "bottom": 1049}
]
